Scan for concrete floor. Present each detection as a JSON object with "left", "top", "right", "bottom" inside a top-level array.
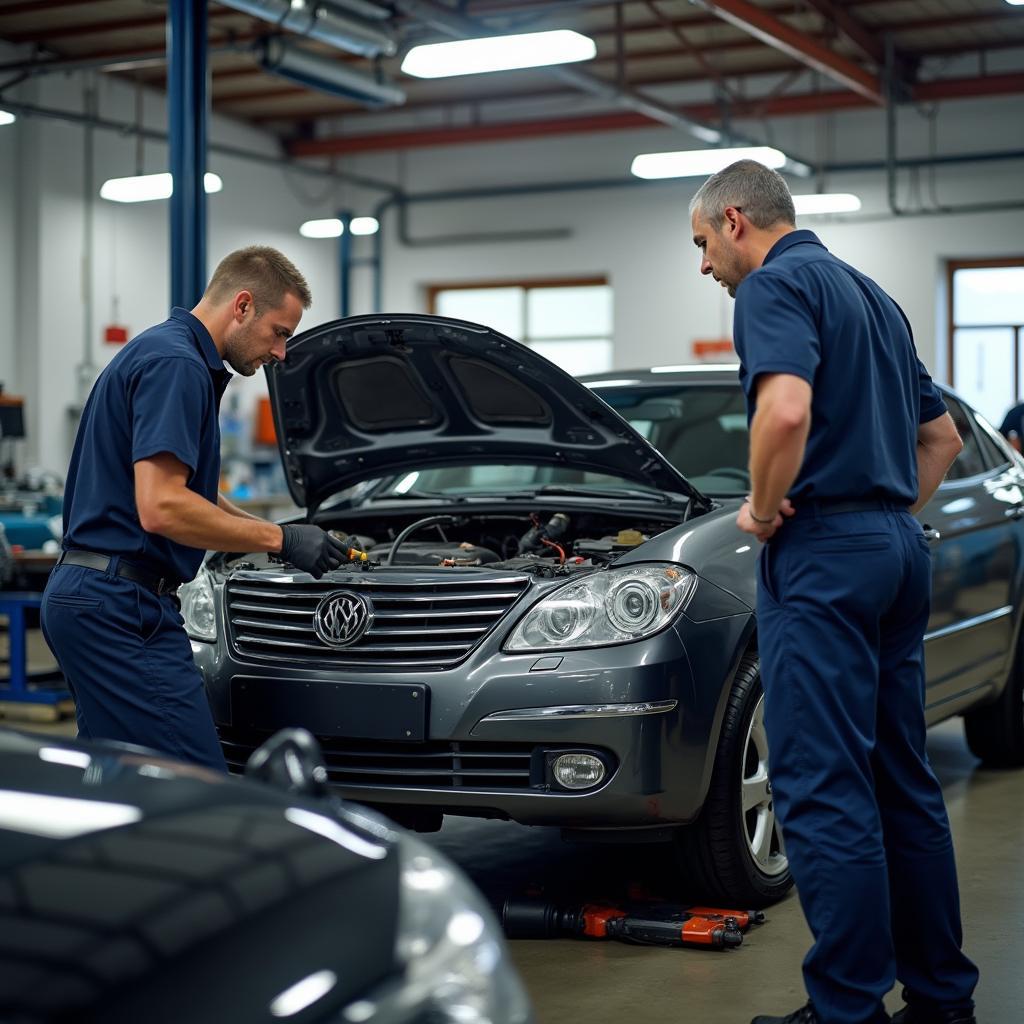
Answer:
[{"left": 9, "top": 631, "right": 1021, "bottom": 1023}]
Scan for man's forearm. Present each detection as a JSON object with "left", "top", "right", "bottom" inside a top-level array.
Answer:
[
  {"left": 144, "top": 489, "right": 283, "bottom": 553},
  {"left": 911, "top": 441, "right": 959, "bottom": 514},
  {"left": 748, "top": 408, "right": 810, "bottom": 519}
]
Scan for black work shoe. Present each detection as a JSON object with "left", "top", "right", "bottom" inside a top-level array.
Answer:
[
  {"left": 751, "top": 1004, "right": 819, "bottom": 1024},
  {"left": 891, "top": 1006, "right": 975, "bottom": 1024}
]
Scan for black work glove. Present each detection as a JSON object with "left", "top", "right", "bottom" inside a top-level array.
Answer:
[{"left": 279, "top": 525, "right": 348, "bottom": 579}]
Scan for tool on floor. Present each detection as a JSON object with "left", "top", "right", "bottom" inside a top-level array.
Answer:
[{"left": 501, "top": 897, "right": 765, "bottom": 950}]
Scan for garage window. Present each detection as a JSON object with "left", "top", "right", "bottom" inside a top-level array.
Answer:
[
  {"left": 427, "top": 278, "right": 613, "bottom": 376},
  {"left": 948, "top": 259, "right": 1024, "bottom": 427}
]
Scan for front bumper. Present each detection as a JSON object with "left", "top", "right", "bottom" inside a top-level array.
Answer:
[{"left": 194, "top": 578, "right": 753, "bottom": 830}]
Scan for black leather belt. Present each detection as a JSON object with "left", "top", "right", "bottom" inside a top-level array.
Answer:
[
  {"left": 56, "top": 550, "right": 181, "bottom": 596},
  {"left": 793, "top": 498, "right": 907, "bottom": 518}
]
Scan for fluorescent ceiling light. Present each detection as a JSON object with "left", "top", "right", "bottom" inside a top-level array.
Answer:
[
  {"left": 300, "top": 218, "right": 343, "bottom": 238},
  {"left": 402, "top": 29, "right": 596, "bottom": 79},
  {"left": 1005, "top": 1, "right": 1024, "bottom": 6},
  {"left": 0, "top": 110, "right": 15, "bottom": 126},
  {"left": 299, "top": 216, "right": 380, "bottom": 238},
  {"left": 631, "top": 146, "right": 787, "bottom": 180},
  {"left": 350, "top": 216, "right": 379, "bottom": 235},
  {"left": 792, "top": 192, "right": 862, "bottom": 215},
  {"left": 99, "top": 171, "right": 222, "bottom": 203}
]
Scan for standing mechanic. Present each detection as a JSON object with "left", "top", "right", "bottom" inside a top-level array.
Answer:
[
  {"left": 689, "top": 162, "right": 979, "bottom": 1024},
  {"left": 42, "top": 246, "right": 348, "bottom": 771}
]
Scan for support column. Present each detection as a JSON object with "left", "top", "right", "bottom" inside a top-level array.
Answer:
[{"left": 168, "top": 0, "right": 207, "bottom": 308}]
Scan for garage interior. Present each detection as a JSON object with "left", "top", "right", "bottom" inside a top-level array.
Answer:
[{"left": 1, "top": 1, "right": 1023, "bottom": 1022}]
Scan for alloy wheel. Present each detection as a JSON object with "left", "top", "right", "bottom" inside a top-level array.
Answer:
[{"left": 740, "top": 694, "right": 788, "bottom": 878}]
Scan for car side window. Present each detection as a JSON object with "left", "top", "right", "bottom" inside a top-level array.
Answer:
[
  {"left": 973, "top": 414, "right": 1013, "bottom": 471},
  {"left": 943, "top": 396, "right": 987, "bottom": 480}
]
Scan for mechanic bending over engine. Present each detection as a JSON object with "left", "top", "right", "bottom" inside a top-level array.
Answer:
[
  {"left": 42, "top": 246, "right": 347, "bottom": 771},
  {"left": 690, "top": 161, "right": 977, "bottom": 1024}
]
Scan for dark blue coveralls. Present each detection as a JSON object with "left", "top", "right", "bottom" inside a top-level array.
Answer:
[
  {"left": 41, "top": 308, "right": 230, "bottom": 771},
  {"left": 733, "top": 231, "right": 979, "bottom": 1024}
]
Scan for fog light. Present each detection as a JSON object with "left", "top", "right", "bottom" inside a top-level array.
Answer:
[{"left": 551, "top": 753, "right": 605, "bottom": 790}]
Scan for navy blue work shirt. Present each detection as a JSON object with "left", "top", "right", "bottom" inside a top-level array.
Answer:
[
  {"left": 62, "top": 307, "right": 232, "bottom": 583},
  {"left": 732, "top": 230, "right": 946, "bottom": 506}
]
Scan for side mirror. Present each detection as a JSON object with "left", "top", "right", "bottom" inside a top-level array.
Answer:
[{"left": 245, "top": 728, "right": 331, "bottom": 798}]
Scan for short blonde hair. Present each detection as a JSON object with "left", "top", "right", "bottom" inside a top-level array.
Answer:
[{"left": 205, "top": 245, "right": 312, "bottom": 311}]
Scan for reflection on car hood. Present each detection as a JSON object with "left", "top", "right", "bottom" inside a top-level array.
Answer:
[
  {"left": 0, "top": 728, "right": 400, "bottom": 1023},
  {"left": 265, "top": 314, "right": 705, "bottom": 511}
]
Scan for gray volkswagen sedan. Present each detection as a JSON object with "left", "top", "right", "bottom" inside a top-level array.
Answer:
[{"left": 185, "top": 315, "right": 1024, "bottom": 907}]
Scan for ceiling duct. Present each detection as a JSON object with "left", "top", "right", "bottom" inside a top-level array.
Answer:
[
  {"left": 259, "top": 37, "right": 406, "bottom": 107},
  {"left": 334, "top": 0, "right": 392, "bottom": 19},
  {"left": 217, "top": 0, "right": 397, "bottom": 59}
]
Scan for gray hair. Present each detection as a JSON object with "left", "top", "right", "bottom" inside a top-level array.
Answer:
[{"left": 689, "top": 159, "right": 796, "bottom": 230}]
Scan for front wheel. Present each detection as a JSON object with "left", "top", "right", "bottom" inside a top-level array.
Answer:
[
  {"left": 964, "top": 638, "right": 1024, "bottom": 768},
  {"left": 673, "top": 654, "right": 793, "bottom": 907}
]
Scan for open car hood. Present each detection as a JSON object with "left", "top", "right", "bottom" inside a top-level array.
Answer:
[{"left": 265, "top": 314, "right": 706, "bottom": 511}]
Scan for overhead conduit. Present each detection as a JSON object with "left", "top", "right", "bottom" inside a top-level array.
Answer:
[
  {"left": 215, "top": 0, "right": 397, "bottom": 58},
  {"left": 218, "top": 0, "right": 405, "bottom": 106}
]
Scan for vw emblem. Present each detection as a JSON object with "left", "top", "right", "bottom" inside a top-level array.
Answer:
[{"left": 313, "top": 591, "right": 373, "bottom": 648}]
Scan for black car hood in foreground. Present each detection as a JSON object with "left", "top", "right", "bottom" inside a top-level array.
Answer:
[
  {"left": 0, "top": 728, "right": 400, "bottom": 1024},
  {"left": 266, "top": 314, "right": 705, "bottom": 511}
]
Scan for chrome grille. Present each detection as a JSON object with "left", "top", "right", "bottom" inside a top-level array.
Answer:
[
  {"left": 220, "top": 727, "right": 538, "bottom": 790},
  {"left": 224, "top": 571, "right": 530, "bottom": 670}
]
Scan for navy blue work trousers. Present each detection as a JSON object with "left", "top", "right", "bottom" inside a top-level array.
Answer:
[
  {"left": 757, "top": 508, "right": 978, "bottom": 1024},
  {"left": 41, "top": 563, "right": 227, "bottom": 772}
]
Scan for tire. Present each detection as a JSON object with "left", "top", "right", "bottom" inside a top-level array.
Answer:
[
  {"left": 964, "top": 640, "right": 1024, "bottom": 768},
  {"left": 673, "top": 654, "right": 793, "bottom": 907}
]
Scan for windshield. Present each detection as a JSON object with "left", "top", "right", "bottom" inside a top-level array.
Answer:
[
  {"left": 373, "top": 464, "right": 665, "bottom": 499},
  {"left": 360, "top": 381, "right": 749, "bottom": 501},
  {"left": 592, "top": 382, "right": 750, "bottom": 495}
]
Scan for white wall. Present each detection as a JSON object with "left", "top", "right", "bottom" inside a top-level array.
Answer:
[
  {"left": 0, "top": 48, "right": 1022, "bottom": 475},
  {"left": 0, "top": 60, "right": 375, "bottom": 472}
]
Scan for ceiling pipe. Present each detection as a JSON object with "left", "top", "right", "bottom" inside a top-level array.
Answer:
[
  {"left": 259, "top": 37, "right": 406, "bottom": 106},
  {"left": 367, "top": 147, "right": 1024, "bottom": 312},
  {"left": 214, "top": 0, "right": 397, "bottom": 59},
  {"left": 0, "top": 96, "right": 401, "bottom": 194},
  {"left": 0, "top": 44, "right": 245, "bottom": 77},
  {"left": 335, "top": 0, "right": 392, "bottom": 19}
]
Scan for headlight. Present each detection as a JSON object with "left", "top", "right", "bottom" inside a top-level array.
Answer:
[
  {"left": 179, "top": 566, "right": 217, "bottom": 642},
  {"left": 505, "top": 563, "right": 695, "bottom": 651},
  {"left": 393, "top": 835, "right": 533, "bottom": 1024}
]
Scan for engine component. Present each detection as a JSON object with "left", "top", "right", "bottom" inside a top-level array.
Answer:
[
  {"left": 518, "top": 513, "right": 570, "bottom": 556},
  {"left": 374, "top": 541, "right": 501, "bottom": 567},
  {"left": 386, "top": 514, "right": 465, "bottom": 566},
  {"left": 574, "top": 530, "right": 650, "bottom": 560}
]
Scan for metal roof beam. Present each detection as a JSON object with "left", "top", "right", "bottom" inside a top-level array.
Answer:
[
  {"left": 690, "top": 0, "right": 883, "bottom": 103},
  {"left": 800, "top": 0, "right": 884, "bottom": 66},
  {"left": 285, "top": 72, "right": 1024, "bottom": 156}
]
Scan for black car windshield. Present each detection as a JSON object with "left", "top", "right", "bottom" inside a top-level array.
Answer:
[{"left": 363, "top": 381, "right": 749, "bottom": 502}]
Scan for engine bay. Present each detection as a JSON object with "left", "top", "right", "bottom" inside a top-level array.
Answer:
[{"left": 215, "top": 505, "right": 685, "bottom": 577}]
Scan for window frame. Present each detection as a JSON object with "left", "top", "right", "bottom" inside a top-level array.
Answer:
[
  {"left": 947, "top": 257, "right": 1024, "bottom": 403},
  {"left": 425, "top": 276, "right": 612, "bottom": 367}
]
